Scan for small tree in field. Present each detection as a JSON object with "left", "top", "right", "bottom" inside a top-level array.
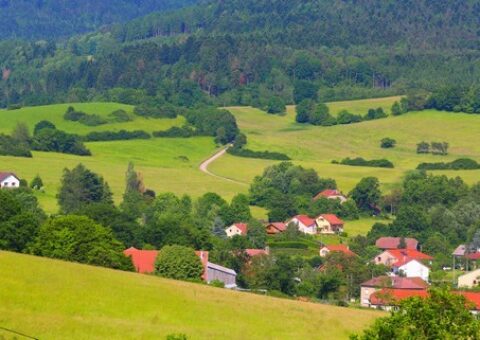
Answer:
[
  {"left": 30, "top": 174, "right": 44, "bottom": 190},
  {"left": 380, "top": 138, "right": 396, "bottom": 149},
  {"left": 351, "top": 289, "right": 480, "bottom": 339},
  {"left": 155, "top": 245, "right": 203, "bottom": 281}
]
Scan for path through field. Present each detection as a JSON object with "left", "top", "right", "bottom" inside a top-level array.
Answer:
[{"left": 199, "top": 146, "right": 247, "bottom": 185}]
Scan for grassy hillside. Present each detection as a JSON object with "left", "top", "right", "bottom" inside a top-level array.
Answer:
[
  {"left": 211, "top": 102, "right": 480, "bottom": 194},
  {"left": 0, "top": 251, "right": 381, "bottom": 339}
]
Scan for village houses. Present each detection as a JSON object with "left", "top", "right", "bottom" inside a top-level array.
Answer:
[
  {"left": 225, "top": 223, "right": 248, "bottom": 238},
  {"left": 286, "top": 215, "right": 317, "bottom": 235},
  {"left": 316, "top": 214, "right": 345, "bottom": 234},
  {"left": 319, "top": 244, "right": 356, "bottom": 257},
  {"left": 313, "top": 189, "right": 347, "bottom": 203},
  {"left": 374, "top": 249, "right": 433, "bottom": 282},
  {"left": 375, "top": 237, "right": 418, "bottom": 250}
]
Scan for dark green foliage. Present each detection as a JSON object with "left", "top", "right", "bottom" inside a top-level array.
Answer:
[
  {"left": 30, "top": 215, "right": 133, "bottom": 271},
  {"left": 266, "top": 96, "right": 286, "bottom": 114},
  {"left": 108, "top": 109, "right": 132, "bottom": 122},
  {"left": 293, "top": 81, "right": 318, "bottom": 103},
  {"left": 352, "top": 289, "right": 480, "bottom": 339},
  {"left": 57, "top": 164, "right": 113, "bottom": 214},
  {"left": 380, "top": 138, "right": 396, "bottom": 149},
  {"left": 268, "top": 241, "right": 308, "bottom": 249},
  {"left": 417, "top": 158, "right": 480, "bottom": 170},
  {"left": 309, "top": 103, "right": 335, "bottom": 126},
  {"left": 84, "top": 130, "right": 151, "bottom": 142},
  {"left": 155, "top": 245, "right": 204, "bottom": 281},
  {"left": 64, "top": 107, "right": 107, "bottom": 126},
  {"left": 417, "top": 141, "right": 430, "bottom": 154},
  {"left": 153, "top": 127, "right": 195, "bottom": 138},
  {"left": 30, "top": 175, "right": 44, "bottom": 190},
  {"left": 0, "top": 134, "right": 32, "bottom": 157},
  {"left": 32, "top": 128, "right": 91, "bottom": 156},
  {"left": 227, "top": 148, "right": 290, "bottom": 160},
  {"left": 183, "top": 108, "right": 239, "bottom": 144},
  {"left": 350, "top": 177, "right": 381, "bottom": 213},
  {"left": 134, "top": 104, "right": 180, "bottom": 119},
  {"left": 364, "top": 107, "right": 388, "bottom": 121},
  {"left": 336, "top": 157, "right": 394, "bottom": 168},
  {"left": 431, "top": 142, "right": 449, "bottom": 155},
  {"left": 295, "top": 99, "right": 315, "bottom": 123},
  {"left": 336, "top": 110, "right": 363, "bottom": 125},
  {"left": 34, "top": 120, "right": 56, "bottom": 135}
]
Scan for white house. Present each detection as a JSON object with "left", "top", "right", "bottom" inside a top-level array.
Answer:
[
  {"left": 393, "top": 259, "right": 430, "bottom": 282},
  {"left": 458, "top": 269, "right": 480, "bottom": 288},
  {"left": 0, "top": 172, "right": 20, "bottom": 189},
  {"left": 315, "top": 214, "right": 345, "bottom": 234},
  {"left": 286, "top": 215, "right": 317, "bottom": 235},
  {"left": 225, "top": 223, "right": 248, "bottom": 238},
  {"left": 313, "top": 189, "right": 347, "bottom": 203}
]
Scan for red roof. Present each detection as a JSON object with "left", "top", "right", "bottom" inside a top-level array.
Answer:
[
  {"left": 361, "top": 276, "right": 428, "bottom": 290},
  {"left": 245, "top": 249, "right": 269, "bottom": 257},
  {"left": 266, "top": 222, "right": 287, "bottom": 232},
  {"left": 314, "top": 189, "right": 345, "bottom": 200},
  {"left": 323, "top": 244, "right": 356, "bottom": 256},
  {"left": 387, "top": 249, "right": 433, "bottom": 264},
  {"left": 370, "top": 288, "right": 428, "bottom": 305},
  {"left": 455, "top": 291, "right": 480, "bottom": 310},
  {"left": 376, "top": 237, "right": 418, "bottom": 250},
  {"left": 320, "top": 214, "right": 344, "bottom": 226},
  {"left": 123, "top": 247, "right": 158, "bottom": 274},
  {"left": 0, "top": 172, "right": 18, "bottom": 182},
  {"left": 232, "top": 223, "right": 248, "bottom": 235},
  {"left": 290, "top": 215, "right": 316, "bottom": 227},
  {"left": 466, "top": 252, "right": 480, "bottom": 260}
]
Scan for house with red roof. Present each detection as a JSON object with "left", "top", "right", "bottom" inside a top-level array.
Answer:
[
  {"left": 360, "top": 276, "right": 428, "bottom": 307},
  {"left": 286, "top": 215, "right": 317, "bottom": 235},
  {"left": 0, "top": 172, "right": 20, "bottom": 189},
  {"left": 245, "top": 248, "right": 270, "bottom": 257},
  {"left": 316, "top": 214, "right": 345, "bottom": 234},
  {"left": 374, "top": 249, "right": 433, "bottom": 282},
  {"left": 225, "top": 223, "right": 248, "bottom": 238},
  {"left": 313, "top": 189, "right": 347, "bottom": 203},
  {"left": 123, "top": 247, "right": 237, "bottom": 287},
  {"left": 319, "top": 244, "right": 356, "bottom": 258},
  {"left": 266, "top": 222, "right": 287, "bottom": 235},
  {"left": 375, "top": 237, "right": 418, "bottom": 250}
]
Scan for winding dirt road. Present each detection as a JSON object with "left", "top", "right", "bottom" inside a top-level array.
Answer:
[{"left": 199, "top": 146, "right": 247, "bottom": 185}]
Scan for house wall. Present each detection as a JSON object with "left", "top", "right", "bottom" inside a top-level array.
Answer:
[
  {"left": 316, "top": 218, "right": 332, "bottom": 234},
  {"left": 290, "top": 218, "right": 317, "bottom": 235},
  {"left": 225, "top": 225, "right": 242, "bottom": 238},
  {"left": 374, "top": 251, "right": 397, "bottom": 266},
  {"left": 360, "top": 286, "right": 378, "bottom": 307},
  {"left": 458, "top": 269, "right": 480, "bottom": 288},
  {"left": 0, "top": 176, "right": 20, "bottom": 189},
  {"left": 206, "top": 267, "right": 236, "bottom": 286},
  {"left": 398, "top": 261, "right": 429, "bottom": 282}
]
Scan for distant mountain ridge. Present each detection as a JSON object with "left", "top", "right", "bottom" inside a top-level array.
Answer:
[{"left": 0, "top": 0, "right": 199, "bottom": 40}]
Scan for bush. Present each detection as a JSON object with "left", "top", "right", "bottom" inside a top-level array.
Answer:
[
  {"left": 152, "top": 126, "right": 196, "bottom": 138},
  {"left": 227, "top": 147, "right": 291, "bottom": 160},
  {"left": 380, "top": 138, "right": 396, "bottom": 148},
  {"left": 84, "top": 130, "right": 151, "bottom": 142},
  {"left": 0, "top": 134, "right": 32, "bottom": 157},
  {"left": 364, "top": 107, "right": 388, "bottom": 120},
  {"left": 64, "top": 106, "right": 107, "bottom": 126},
  {"left": 109, "top": 109, "right": 132, "bottom": 122},
  {"left": 336, "top": 157, "right": 394, "bottom": 168},
  {"left": 336, "top": 110, "right": 363, "bottom": 124},
  {"left": 32, "top": 128, "right": 91, "bottom": 156},
  {"left": 417, "top": 158, "right": 480, "bottom": 170},
  {"left": 268, "top": 241, "right": 309, "bottom": 249},
  {"left": 134, "top": 104, "right": 179, "bottom": 118},
  {"left": 30, "top": 175, "right": 43, "bottom": 190},
  {"left": 7, "top": 104, "right": 22, "bottom": 110},
  {"left": 34, "top": 120, "right": 56, "bottom": 135},
  {"left": 155, "top": 245, "right": 204, "bottom": 281}
]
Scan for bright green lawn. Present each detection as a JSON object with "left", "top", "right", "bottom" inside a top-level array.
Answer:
[
  {"left": 326, "top": 95, "right": 403, "bottom": 116},
  {"left": 0, "top": 251, "right": 382, "bottom": 339},
  {"left": 0, "top": 102, "right": 184, "bottom": 135},
  {"left": 211, "top": 105, "right": 480, "bottom": 194}
]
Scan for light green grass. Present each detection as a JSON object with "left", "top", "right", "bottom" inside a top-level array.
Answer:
[
  {"left": 326, "top": 95, "right": 403, "bottom": 116},
  {"left": 0, "top": 102, "right": 184, "bottom": 135},
  {"left": 346, "top": 218, "right": 391, "bottom": 237},
  {"left": 0, "top": 251, "right": 382, "bottom": 339},
  {"left": 212, "top": 106, "right": 480, "bottom": 195}
]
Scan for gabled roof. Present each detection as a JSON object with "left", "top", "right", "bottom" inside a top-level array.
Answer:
[
  {"left": 453, "top": 244, "right": 467, "bottom": 256},
  {"left": 376, "top": 237, "right": 418, "bottom": 250},
  {"left": 394, "top": 258, "right": 428, "bottom": 268},
  {"left": 0, "top": 172, "right": 19, "bottom": 182},
  {"left": 289, "top": 215, "right": 316, "bottom": 227},
  {"left": 370, "top": 288, "right": 428, "bottom": 305},
  {"left": 361, "top": 276, "right": 428, "bottom": 289},
  {"left": 314, "top": 189, "right": 345, "bottom": 200},
  {"left": 245, "top": 249, "right": 269, "bottom": 257},
  {"left": 465, "top": 252, "right": 480, "bottom": 260},
  {"left": 266, "top": 222, "right": 287, "bottom": 232},
  {"left": 230, "top": 223, "right": 248, "bottom": 235},
  {"left": 386, "top": 249, "right": 433, "bottom": 263},
  {"left": 123, "top": 247, "right": 159, "bottom": 274},
  {"left": 455, "top": 291, "right": 480, "bottom": 310},
  {"left": 319, "top": 214, "right": 344, "bottom": 225},
  {"left": 206, "top": 262, "right": 237, "bottom": 276},
  {"left": 322, "top": 244, "right": 356, "bottom": 257}
]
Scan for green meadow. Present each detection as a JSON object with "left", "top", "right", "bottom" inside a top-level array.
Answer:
[{"left": 0, "top": 251, "right": 382, "bottom": 339}]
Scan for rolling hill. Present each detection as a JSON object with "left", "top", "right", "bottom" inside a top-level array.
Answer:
[{"left": 0, "top": 251, "right": 382, "bottom": 339}]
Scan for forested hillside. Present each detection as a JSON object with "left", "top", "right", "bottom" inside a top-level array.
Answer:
[
  {"left": 0, "top": 0, "right": 199, "bottom": 40},
  {"left": 2, "top": 0, "right": 480, "bottom": 108}
]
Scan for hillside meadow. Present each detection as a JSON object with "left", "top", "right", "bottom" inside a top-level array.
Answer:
[
  {"left": 211, "top": 102, "right": 480, "bottom": 194},
  {"left": 0, "top": 251, "right": 382, "bottom": 339}
]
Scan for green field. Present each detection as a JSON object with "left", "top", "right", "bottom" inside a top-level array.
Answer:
[
  {"left": 0, "top": 251, "right": 381, "bottom": 339},
  {"left": 211, "top": 102, "right": 480, "bottom": 194}
]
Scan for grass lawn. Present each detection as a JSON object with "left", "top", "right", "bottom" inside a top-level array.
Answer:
[{"left": 0, "top": 251, "right": 382, "bottom": 339}]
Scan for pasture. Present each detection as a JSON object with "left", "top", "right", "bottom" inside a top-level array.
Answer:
[{"left": 0, "top": 251, "right": 382, "bottom": 339}]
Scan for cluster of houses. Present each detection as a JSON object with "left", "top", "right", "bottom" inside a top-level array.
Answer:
[{"left": 0, "top": 172, "right": 20, "bottom": 189}]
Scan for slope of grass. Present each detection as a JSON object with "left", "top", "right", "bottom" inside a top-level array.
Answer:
[
  {"left": 326, "top": 95, "right": 403, "bottom": 116},
  {"left": 0, "top": 102, "right": 184, "bottom": 135},
  {"left": 211, "top": 106, "right": 480, "bottom": 194},
  {"left": 0, "top": 251, "right": 381, "bottom": 339}
]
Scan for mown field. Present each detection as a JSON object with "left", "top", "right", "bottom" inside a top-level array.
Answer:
[
  {"left": 212, "top": 101, "right": 480, "bottom": 195},
  {"left": 0, "top": 251, "right": 382, "bottom": 339}
]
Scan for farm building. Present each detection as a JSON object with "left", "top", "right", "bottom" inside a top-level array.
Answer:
[
  {"left": 0, "top": 172, "right": 20, "bottom": 189},
  {"left": 266, "top": 222, "right": 287, "bottom": 235},
  {"left": 225, "top": 223, "right": 248, "bottom": 238},
  {"left": 286, "top": 215, "right": 317, "bottom": 235},
  {"left": 392, "top": 259, "right": 430, "bottom": 282},
  {"left": 313, "top": 189, "right": 347, "bottom": 203}
]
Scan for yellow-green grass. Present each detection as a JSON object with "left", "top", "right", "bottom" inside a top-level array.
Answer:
[
  {"left": 0, "top": 251, "right": 382, "bottom": 339},
  {"left": 345, "top": 217, "right": 391, "bottom": 237},
  {"left": 0, "top": 137, "right": 246, "bottom": 212},
  {"left": 326, "top": 95, "right": 403, "bottom": 116},
  {"left": 0, "top": 102, "right": 184, "bottom": 135},
  {"left": 212, "top": 106, "right": 480, "bottom": 195}
]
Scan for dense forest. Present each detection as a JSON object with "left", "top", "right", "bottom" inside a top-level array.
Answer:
[
  {"left": 2, "top": 0, "right": 480, "bottom": 108},
  {"left": 0, "top": 0, "right": 200, "bottom": 40}
]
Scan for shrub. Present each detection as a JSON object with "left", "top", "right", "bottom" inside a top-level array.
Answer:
[
  {"left": 152, "top": 126, "right": 196, "bottom": 138},
  {"left": 227, "top": 147, "right": 291, "bottom": 160},
  {"left": 7, "top": 104, "right": 22, "bottom": 110},
  {"left": 34, "top": 120, "right": 56, "bottom": 135},
  {"left": 417, "top": 158, "right": 480, "bottom": 170},
  {"left": 134, "top": 104, "right": 179, "bottom": 118},
  {"left": 30, "top": 175, "right": 44, "bottom": 190},
  {"left": 0, "top": 134, "right": 32, "bottom": 157},
  {"left": 268, "top": 241, "right": 309, "bottom": 249},
  {"left": 336, "top": 110, "right": 363, "bottom": 124},
  {"left": 79, "top": 114, "right": 107, "bottom": 126},
  {"left": 32, "top": 128, "right": 91, "bottom": 156},
  {"left": 84, "top": 130, "right": 151, "bottom": 142},
  {"left": 109, "top": 109, "right": 132, "bottom": 122},
  {"left": 335, "top": 157, "right": 394, "bottom": 168},
  {"left": 380, "top": 137, "right": 396, "bottom": 148},
  {"left": 155, "top": 245, "right": 203, "bottom": 281}
]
